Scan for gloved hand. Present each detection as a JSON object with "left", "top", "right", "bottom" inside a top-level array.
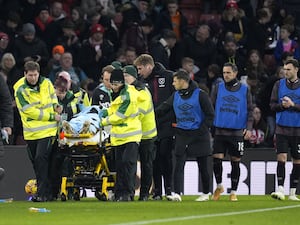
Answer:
[{"left": 101, "top": 109, "right": 108, "bottom": 118}]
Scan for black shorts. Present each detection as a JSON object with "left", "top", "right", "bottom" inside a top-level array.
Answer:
[
  {"left": 276, "top": 134, "right": 300, "bottom": 159},
  {"left": 213, "top": 135, "right": 244, "bottom": 158}
]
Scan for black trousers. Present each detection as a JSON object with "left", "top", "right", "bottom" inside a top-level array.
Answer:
[
  {"left": 174, "top": 153, "right": 210, "bottom": 195},
  {"left": 153, "top": 137, "right": 173, "bottom": 196},
  {"left": 114, "top": 142, "right": 139, "bottom": 198},
  {"left": 27, "top": 137, "right": 53, "bottom": 199},
  {"left": 139, "top": 138, "right": 156, "bottom": 197},
  {"left": 48, "top": 140, "right": 73, "bottom": 198}
]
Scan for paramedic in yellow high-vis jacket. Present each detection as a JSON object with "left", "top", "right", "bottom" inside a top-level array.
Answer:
[
  {"left": 14, "top": 61, "right": 61, "bottom": 202},
  {"left": 123, "top": 65, "right": 157, "bottom": 201},
  {"left": 101, "top": 69, "right": 142, "bottom": 201}
]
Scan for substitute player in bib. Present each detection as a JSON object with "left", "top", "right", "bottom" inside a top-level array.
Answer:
[{"left": 211, "top": 62, "right": 253, "bottom": 201}]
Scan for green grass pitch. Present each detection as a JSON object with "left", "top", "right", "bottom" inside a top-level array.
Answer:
[{"left": 0, "top": 195, "right": 299, "bottom": 225}]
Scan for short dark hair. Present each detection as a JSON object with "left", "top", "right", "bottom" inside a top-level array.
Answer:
[
  {"left": 54, "top": 76, "right": 68, "bottom": 92},
  {"left": 173, "top": 70, "right": 190, "bottom": 82},
  {"left": 208, "top": 64, "right": 220, "bottom": 75},
  {"left": 125, "top": 46, "right": 136, "bottom": 53},
  {"left": 139, "top": 18, "right": 153, "bottom": 27},
  {"left": 24, "top": 61, "right": 40, "bottom": 73},
  {"left": 285, "top": 59, "right": 299, "bottom": 68},
  {"left": 181, "top": 57, "right": 194, "bottom": 65},
  {"left": 281, "top": 24, "right": 294, "bottom": 34},
  {"left": 162, "top": 29, "right": 177, "bottom": 40},
  {"left": 167, "top": 0, "right": 178, "bottom": 5},
  {"left": 256, "top": 8, "right": 269, "bottom": 20},
  {"left": 223, "top": 62, "right": 238, "bottom": 72},
  {"left": 281, "top": 51, "right": 294, "bottom": 61},
  {"left": 224, "top": 36, "right": 237, "bottom": 45}
]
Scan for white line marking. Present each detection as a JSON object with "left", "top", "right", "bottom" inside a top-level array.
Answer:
[{"left": 110, "top": 204, "right": 300, "bottom": 225}]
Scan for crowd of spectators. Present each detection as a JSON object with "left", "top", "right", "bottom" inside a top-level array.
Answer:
[{"left": 1, "top": 0, "right": 300, "bottom": 148}]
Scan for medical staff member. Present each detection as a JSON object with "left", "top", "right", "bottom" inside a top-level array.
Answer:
[
  {"left": 101, "top": 69, "right": 142, "bottom": 201},
  {"left": 14, "top": 61, "right": 61, "bottom": 202}
]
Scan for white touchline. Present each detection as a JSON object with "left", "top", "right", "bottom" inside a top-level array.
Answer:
[{"left": 110, "top": 204, "right": 300, "bottom": 225}]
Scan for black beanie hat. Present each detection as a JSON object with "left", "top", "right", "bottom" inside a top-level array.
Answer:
[{"left": 110, "top": 69, "right": 124, "bottom": 84}]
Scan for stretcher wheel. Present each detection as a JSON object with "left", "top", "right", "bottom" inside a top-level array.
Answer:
[
  {"left": 61, "top": 193, "right": 67, "bottom": 202},
  {"left": 73, "top": 192, "right": 80, "bottom": 201},
  {"left": 95, "top": 191, "right": 107, "bottom": 201}
]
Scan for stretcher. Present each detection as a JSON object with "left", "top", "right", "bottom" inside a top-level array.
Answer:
[{"left": 58, "top": 128, "right": 115, "bottom": 201}]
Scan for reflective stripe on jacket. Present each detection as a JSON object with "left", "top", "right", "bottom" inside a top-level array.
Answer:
[
  {"left": 74, "top": 88, "right": 91, "bottom": 108},
  {"left": 138, "top": 87, "right": 157, "bottom": 139},
  {"left": 101, "top": 84, "right": 142, "bottom": 146},
  {"left": 14, "top": 77, "right": 58, "bottom": 140}
]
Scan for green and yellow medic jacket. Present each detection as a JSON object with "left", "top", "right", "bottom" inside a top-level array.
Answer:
[
  {"left": 14, "top": 76, "right": 59, "bottom": 140},
  {"left": 59, "top": 90, "right": 80, "bottom": 121},
  {"left": 134, "top": 82, "right": 157, "bottom": 140},
  {"left": 73, "top": 88, "right": 91, "bottom": 107},
  {"left": 101, "top": 84, "right": 142, "bottom": 146}
]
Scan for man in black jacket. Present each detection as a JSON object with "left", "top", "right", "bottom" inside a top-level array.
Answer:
[
  {"left": 134, "top": 54, "right": 174, "bottom": 200},
  {"left": 156, "top": 70, "right": 214, "bottom": 201},
  {"left": 149, "top": 29, "right": 177, "bottom": 70},
  {"left": 216, "top": 38, "right": 246, "bottom": 79},
  {"left": 0, "top": 75, "right": 13, "bottom": 181},
  {"left": 120, "top": 0, "right": 151, "bottom": 37},
  {"left": 12, "top": 23, "right": 49, "bottom": 70},
  {"left": 79, "top": 24, "right": 115, "bottom": 82}
]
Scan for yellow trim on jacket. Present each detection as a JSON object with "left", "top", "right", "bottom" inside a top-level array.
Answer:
[
  {"left": 101, "top": 84, "right": 142, "bottom": 146},
  {"left": 14, "top": 77, "right": 58, "bottom": 140}
]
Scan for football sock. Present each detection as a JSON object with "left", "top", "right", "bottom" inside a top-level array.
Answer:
[
  {"left": 290, "top": 188, "right": 296, "bottom": 196},
  {"left": 277, "top": 161, "right": 286, "bottom": 186},
  {"left": 231, "top": 161, "right": 240, "bottom": 191},
  {"left": 290, "top": 163, "right": 300, "bottom": 189},
  {"left": 213, "top": 158, "right": 223, "bottom": 184}
]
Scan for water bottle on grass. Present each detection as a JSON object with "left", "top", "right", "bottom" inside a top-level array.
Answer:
[{"left": 29, "top": 207, "right": 51, "bottom": 213}]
